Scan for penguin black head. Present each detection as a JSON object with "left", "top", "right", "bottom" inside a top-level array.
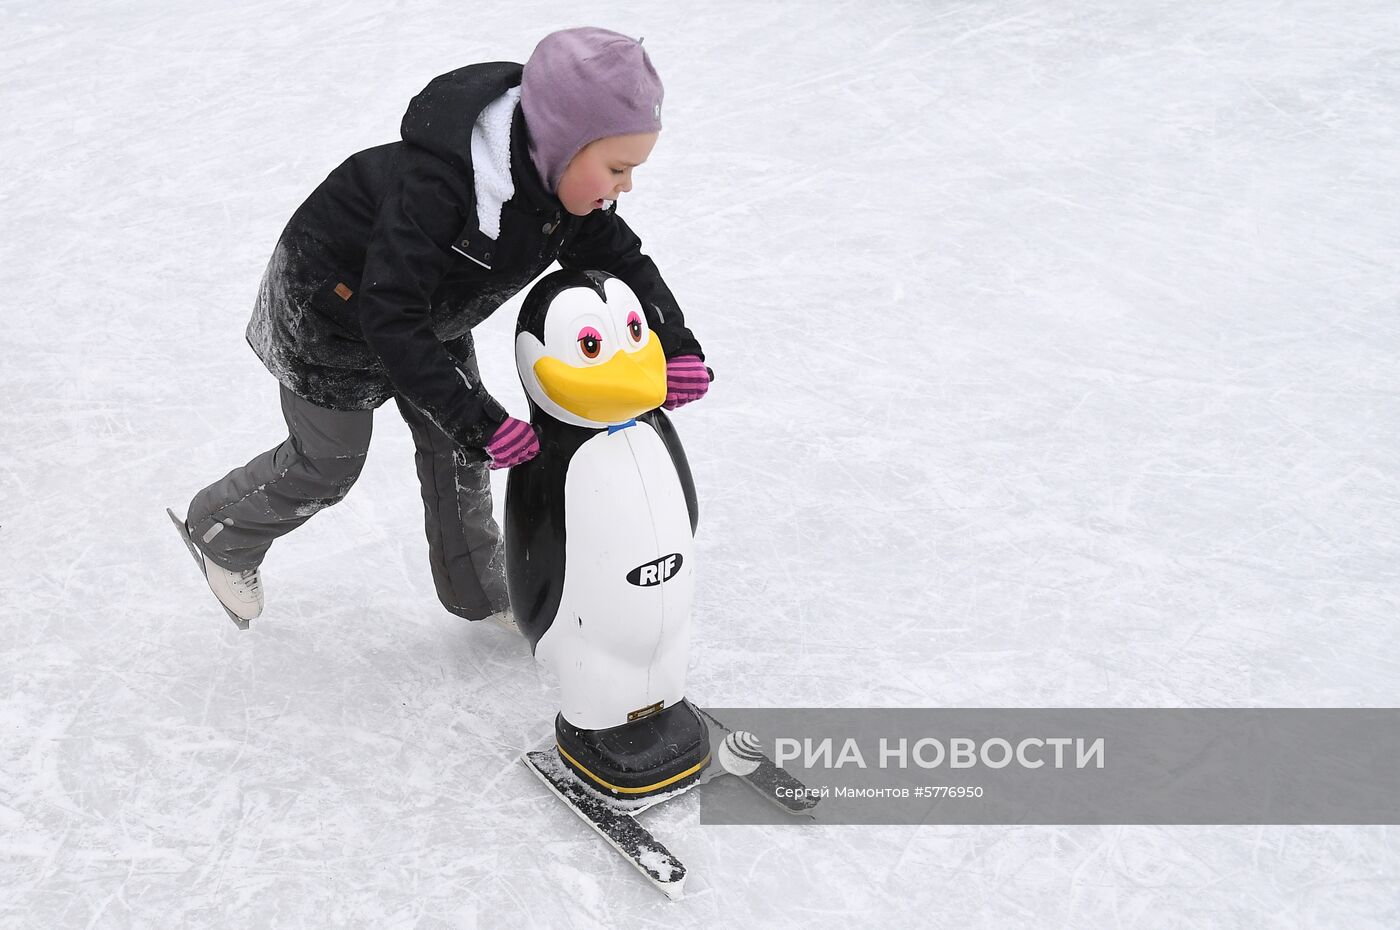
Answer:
[{"left": 515, "top": 269, "right": 667, "bottom": 428}]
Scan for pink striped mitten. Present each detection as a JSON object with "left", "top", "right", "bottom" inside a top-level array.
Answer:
[
  {"left": 485, "top": 417, "right": 540, "bottom": 470},
  {"left": 662, "top": 355, "right": 711, "bottom": 410}
]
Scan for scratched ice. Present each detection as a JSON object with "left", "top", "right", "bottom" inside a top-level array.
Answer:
[{"left": 2, "top": 1, "right": 1397, "bottom": 928}]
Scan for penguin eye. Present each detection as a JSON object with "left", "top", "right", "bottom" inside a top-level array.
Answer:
[
  {"left": 577, "top": 326, "right": 603, "bottom": 360},
  {"left": 626, "top": 311, "right": 644, "bottom": 343}
]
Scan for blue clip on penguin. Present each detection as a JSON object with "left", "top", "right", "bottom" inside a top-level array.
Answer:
[{"left": 506, "top": 269, "right": 710, "bottom": 801}]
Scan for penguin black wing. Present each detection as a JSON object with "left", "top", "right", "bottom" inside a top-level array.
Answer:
[
  {"left": 640, "top": 408, "right": 698, "bottom": 535},
  {"left": 504, "top": 420, "right": 593, "bottom": 651}
]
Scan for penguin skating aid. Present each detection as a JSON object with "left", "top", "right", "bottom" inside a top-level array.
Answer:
[
  {"left": 506, "top": 271, "right": 816, "bottom": 898},
  {"left": 505, "top": 269, "right": 708, "bottom": 798}
]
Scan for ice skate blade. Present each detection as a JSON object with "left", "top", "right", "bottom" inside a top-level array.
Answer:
[
  {"left": 166, "top": 508, "right": 249, "bottom": 630},
  {"left": 523, "top": 749, "right": 687, "bottom": 900}
]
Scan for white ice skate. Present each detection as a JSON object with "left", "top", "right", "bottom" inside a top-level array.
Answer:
[{"left": 167, "top": 509, "right": 263, "bottom": 628}]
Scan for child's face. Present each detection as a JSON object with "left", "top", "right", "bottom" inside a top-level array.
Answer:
[{"left": 556, "top": 132, "right": 659, "bottom": 217}]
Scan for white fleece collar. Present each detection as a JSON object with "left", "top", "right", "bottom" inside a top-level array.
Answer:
[{"left": 470, "top": 85, "right": 520, "bottom": 240}]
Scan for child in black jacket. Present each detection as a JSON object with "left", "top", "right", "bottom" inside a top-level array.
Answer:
[{"left": 178, "top": 27, "right": 708, "bottom": 627}]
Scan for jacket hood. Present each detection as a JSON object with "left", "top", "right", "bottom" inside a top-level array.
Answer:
[
  {"left": 400, "top": 61, "right": 557, "bottom": 216},
  {"left": 400, "top": 62, "right": 524, "bottom": 179}
]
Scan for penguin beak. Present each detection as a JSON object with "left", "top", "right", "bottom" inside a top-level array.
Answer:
[{"left": 533, "top": 338, "right": 667, "bottom": 424}]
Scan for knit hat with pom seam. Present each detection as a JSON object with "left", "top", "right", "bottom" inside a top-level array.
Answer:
[{"left": 520, "top": 27, "right": 664, "bottom": 195}]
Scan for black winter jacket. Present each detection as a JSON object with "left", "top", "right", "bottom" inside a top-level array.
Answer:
[{"left": 246, "top": 62, "right": 702, "bottom": 449}]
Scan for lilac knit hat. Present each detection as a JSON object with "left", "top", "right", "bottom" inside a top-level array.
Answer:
[{"left": 520, "top": 27, "right": 664, "bottom": 194}]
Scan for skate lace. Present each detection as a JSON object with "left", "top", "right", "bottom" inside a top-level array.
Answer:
[{"left": 238, "top": 568, "right": 262, "bottom": 596}]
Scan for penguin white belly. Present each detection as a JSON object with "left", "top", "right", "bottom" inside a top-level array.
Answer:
[{"left": 534, "top": 422, "right": 695, "bottom": 731}]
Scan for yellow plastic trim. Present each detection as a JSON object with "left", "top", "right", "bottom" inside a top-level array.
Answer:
[{"left": 556, "top": 743, "right": 712, "bottom": 795}]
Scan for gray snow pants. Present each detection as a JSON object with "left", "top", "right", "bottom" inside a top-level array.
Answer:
[{"left": 185, "top": 383, "right": 508, "bottom": 621}]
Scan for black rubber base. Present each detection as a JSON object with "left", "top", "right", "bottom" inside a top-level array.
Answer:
[{"left": 555, "top": 699, "right": 711, "bottom": 799}]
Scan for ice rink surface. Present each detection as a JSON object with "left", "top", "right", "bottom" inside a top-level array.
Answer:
[{"left": 3, "top": 0, "right": 1398, "bottom": 926}]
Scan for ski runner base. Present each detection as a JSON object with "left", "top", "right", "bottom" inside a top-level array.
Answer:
[
  {"left": 522, "top": 708, "right": 819, "bottom": 899},
  {"left": 166, "top": 508, "right": 249, "bottom": 630},
  {"left": 524, "top": 748, "right": 691, "bottom": 899}
]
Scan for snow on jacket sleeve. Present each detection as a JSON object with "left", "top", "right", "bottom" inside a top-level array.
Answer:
[
  {"left": 557, "top": 206, "right": 704, "bottom": 360},
  {"left": 357, "top": 146, "right": 508, "bottom": 449}
]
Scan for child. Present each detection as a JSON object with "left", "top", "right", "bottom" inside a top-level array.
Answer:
[{"left": 179, "top": 27, "right": 711, "bottom": 626}]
